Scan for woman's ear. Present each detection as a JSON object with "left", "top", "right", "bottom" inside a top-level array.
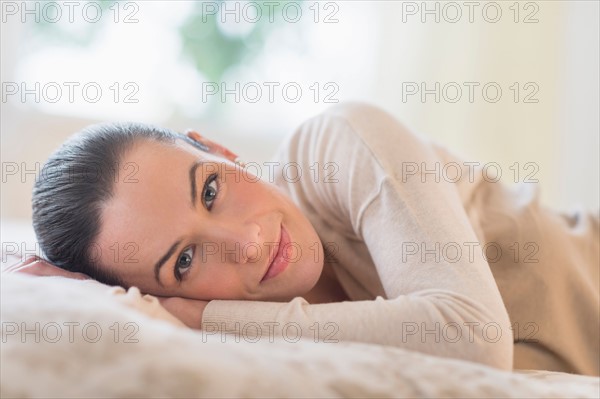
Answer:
[{"left": 185, "top": 130, "right": 238, "bottom": 163}]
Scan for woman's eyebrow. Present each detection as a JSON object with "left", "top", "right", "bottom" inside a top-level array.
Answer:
[
  {"left": 189, "top": 159, "right": 204, "bottom": 210},
  {"left": 154, "top": 239, "right": 182, "bottom": 286}
]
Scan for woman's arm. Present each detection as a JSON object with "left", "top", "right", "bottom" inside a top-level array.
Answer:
[{"left": 201, "top": 103, "right": 514, "bottom": 370}]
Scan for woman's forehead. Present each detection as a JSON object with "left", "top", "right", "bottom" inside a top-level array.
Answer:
[{"left": 112, "top": 141, "right": 202, "bottom": 212}]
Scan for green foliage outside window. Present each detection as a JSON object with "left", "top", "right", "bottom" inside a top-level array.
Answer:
[{"left": 28, "top": 0, "right": 303, "bottom": 82}]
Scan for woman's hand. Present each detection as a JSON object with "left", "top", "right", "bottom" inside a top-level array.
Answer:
[
  {"left": 5, "top": 256, "right": 209, "bottom": 330},
  {"left": 4, "top": 255, "right": 90, "bottom": 280},
  {"left": 6, "top": 257, "right": 210, "bottom": 329},
  {"left": 156, "top": 296, "right": 210, "bottom": 330}
]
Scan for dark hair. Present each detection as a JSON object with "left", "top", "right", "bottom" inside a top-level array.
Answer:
[{"left": 31, "top": 122, "right": 204, "bottom": 287}]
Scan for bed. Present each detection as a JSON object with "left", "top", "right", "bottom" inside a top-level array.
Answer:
[{"left": 1, "top": 220, "right": 599, "bottom": 398}]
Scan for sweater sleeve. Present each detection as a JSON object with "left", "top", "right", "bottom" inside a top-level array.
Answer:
[{"left": 202, "top": 102, "right": 513, "bottom": 370}]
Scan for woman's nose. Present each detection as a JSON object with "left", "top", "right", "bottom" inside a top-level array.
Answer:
[{"left": 208, "top": 222, "right": 263, "bottom": 265}]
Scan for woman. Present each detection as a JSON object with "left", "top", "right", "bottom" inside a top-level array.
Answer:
[{"left": 14, "top": 102, "right": 599, "bottom": 376}]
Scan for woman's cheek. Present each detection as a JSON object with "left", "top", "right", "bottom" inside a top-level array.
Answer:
[{"left": 190, "top": 269, "right": 243, "bottom": 300}]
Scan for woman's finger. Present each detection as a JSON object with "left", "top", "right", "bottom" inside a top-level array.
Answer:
[
  {"left": 3, "top": 255, "right": 42, "bottom": 272},
  {"left": 5, "top": 257, "right": 90, "bottom": 280}
]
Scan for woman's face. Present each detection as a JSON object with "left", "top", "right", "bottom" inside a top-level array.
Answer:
[{"left": 94, "top": 135, "right": 325, "bottom": 302}]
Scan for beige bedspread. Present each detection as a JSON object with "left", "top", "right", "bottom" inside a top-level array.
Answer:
[{"left": 1, "top": 273, "right": 598, "bottom": 398}]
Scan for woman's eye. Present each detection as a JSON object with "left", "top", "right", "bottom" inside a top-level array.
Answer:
[
  {"left": 203, "top": 174, "right": 218, "bottom": 209},
  {"left": 173, "top": 173, "right": 218, "bottom": 282},
  {"left": 175, "top": 247, "right": 194, "bottom": 281}
]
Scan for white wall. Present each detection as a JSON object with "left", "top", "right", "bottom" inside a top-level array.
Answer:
[
  {"left": 367, "top": 0, "right": 598, "bottom": 212},
  {"left": 558, "top": 1, "right": 600, "bottom": 211}
]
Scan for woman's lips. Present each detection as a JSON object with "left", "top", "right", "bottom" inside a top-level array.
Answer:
[{"left": 260, "top": 224, "right": 291, "bottom": 283}]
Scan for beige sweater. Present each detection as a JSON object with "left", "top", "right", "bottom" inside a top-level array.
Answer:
[{"left": 202, "top": 102, "right": 599, "bottom": 375}]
